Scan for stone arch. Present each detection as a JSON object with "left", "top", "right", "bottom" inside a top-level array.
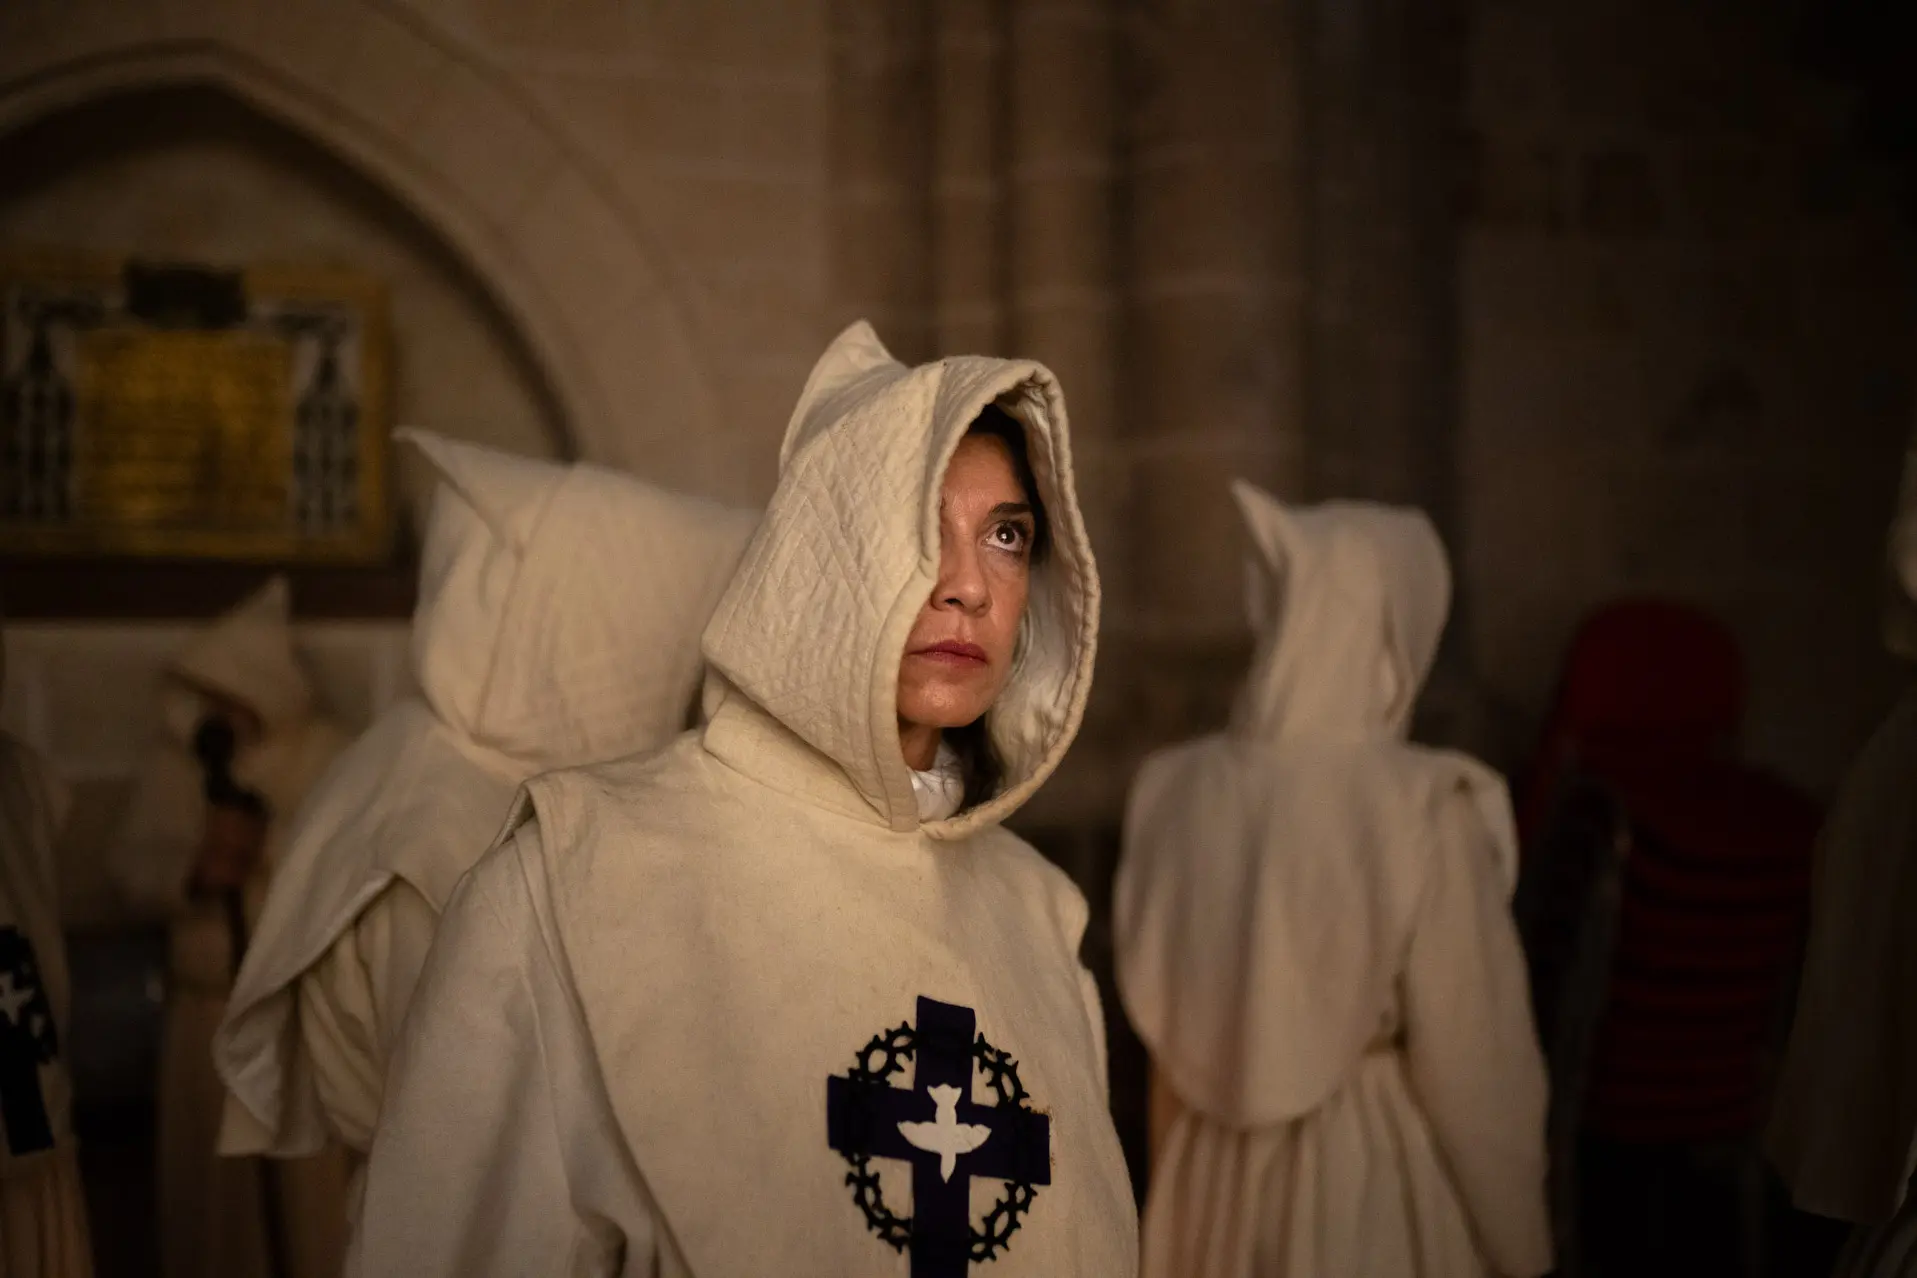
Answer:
[{"left": 0, "top": 2, "right": 721, "bottom": 480}]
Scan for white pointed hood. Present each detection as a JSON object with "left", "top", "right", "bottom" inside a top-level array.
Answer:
[
  {"left": 1116, "top": 481, "right": 1515, "bottom": 1126},
  {"left": 216, "top": 433, "right": 758, "bottom": 1157},
  {"left": 1229, "top": 480, "right": 1450, "bottom": 744},
  {"left": 407, "top": 430, "right": 759, "bottom": 770},
  {"left": 108, "top": 578, "right": 344, "bottom": 924},
  {"left": 162, "top": 575, "right": 315, "bottom": 744},
  {"left": 700, "top": 321, "right": 1099, "bottom": 834}
]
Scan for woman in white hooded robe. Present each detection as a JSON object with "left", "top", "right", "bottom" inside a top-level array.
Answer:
[
  {"left": 349, "top": 322, "right": 1139, "bottom": 1277},
  {"left": 106, "top": 577, "right": 352, "bottom": 1278},
  {"left": 1114, "top": 481, "right": 1552, "bottom": 1278},
  {"left": 213, "top": 432, "right": 757, "bottom": 1197},
  {"left": 0, "top": 630, "right": 94, "bottom": 1276}
]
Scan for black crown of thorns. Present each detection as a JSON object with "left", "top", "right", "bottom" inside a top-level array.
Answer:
[{"left": 835, "top": 1020, "right": 1042, "bottom": 1264}]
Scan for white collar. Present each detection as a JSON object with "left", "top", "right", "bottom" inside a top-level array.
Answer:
[{"left": 910, "top": 741, "right": 964, "bottom": 822}]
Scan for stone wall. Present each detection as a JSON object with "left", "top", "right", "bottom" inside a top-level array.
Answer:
[
  {"left": 0, "top": 82, "right": 568, "bottom": 526},
  {"left": 814, "top": 0, "right": 1325, "bottom": 824},
  {"left": 3, "top": 0, "right": 1913, "bottom": 916},
  {"left": 1460, "top": 0, "right": 1915, "bottom": 792},
  {"left": 0, "top": 0, "right": 837, "bottom": 494},
  {"left": 0, "top": 0, "right": 842, "bottom": 910},
  {"left": 0, "top": 0, "right": 1484, "bottom": 837}
]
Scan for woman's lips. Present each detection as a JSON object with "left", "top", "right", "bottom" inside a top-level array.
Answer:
[{"left": 912, "top": 640, "right": 989, "bottom": 665}]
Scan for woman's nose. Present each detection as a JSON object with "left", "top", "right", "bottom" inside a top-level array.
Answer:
[{"left": 936, "top": 541, "right": 990, "bottom": 613}]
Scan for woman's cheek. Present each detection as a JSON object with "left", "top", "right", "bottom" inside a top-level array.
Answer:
[
  {"left": 984, "top": 552, "right": 1029, "bottom": 591},
  {"left": 995, "top": 562, "right": 1031, "bottom": 622}
]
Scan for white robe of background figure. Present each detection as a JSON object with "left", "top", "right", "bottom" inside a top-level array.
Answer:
[
  {"left": 1115, "top": 481, "right": 1553, "bottom": 1278},
  {"left": 0, "top": 625, "right": 94, "bottom": 1278},
  {"left": 1767, "top": 427, "right": 1917, "bottom": 1277},
  {"left": 106, "top": 576, "right": 351, "bottom": 1278},
  {"left": 213, "top": 430, "right": 758, "bottom": 1218}
]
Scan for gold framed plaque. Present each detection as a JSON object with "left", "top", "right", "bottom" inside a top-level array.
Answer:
[{"left": 0, "top": 254, "right": 392, "bottom": 562}]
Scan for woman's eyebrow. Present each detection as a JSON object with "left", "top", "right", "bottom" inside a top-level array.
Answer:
[{"left": 990, "top": 501, "right": 1034, "bottom": 520}]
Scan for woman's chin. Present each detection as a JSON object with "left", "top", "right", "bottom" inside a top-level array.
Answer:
[{"left": 897, "top": 683, "right": 995, "bottom": 731}]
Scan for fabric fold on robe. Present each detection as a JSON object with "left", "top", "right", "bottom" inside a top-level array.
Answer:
[{"left": 1115, "top": 480, "right": 1552, "bottom": 1278}]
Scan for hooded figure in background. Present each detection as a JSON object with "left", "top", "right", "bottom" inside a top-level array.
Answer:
[
  {"left": 215, "top": 431, "right": 759, "bottom": 1199},
  {"left": 1114, "top": 482, "right": 1552, "bottom": 1278},
  {"left": 0, "top": 629, "right": 94, "bottom": 1277},
  {"left": 1766, "top": 434, "right": 1917, "bottom": 1273},
  {"left": 106, "top": 576, "right": 351, "bottom": 1278},
  {"left": 348, "top": 323, "right": 1138, "bottom": 1277}
]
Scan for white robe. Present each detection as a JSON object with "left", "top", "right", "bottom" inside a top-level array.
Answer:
[
  {"left": 214, "top": 434, "right": 757, "bottom": 1183},
  {"left": 1138, "top": 796, "right": 1546, "bottom": 1278},
  {"left": 106, "top": 577, "right": 352, "bottom": 1278},
  {"left": 1767, "top": 683, "right": 1917, "bottom": 1226},
  {"left": 351, "top": 823, "right": 675, "bottom": 1273},
  {"left": 0, "top": 733, "right": 93, "bottom": 1278},
  {"left": 216, "top": 703, "right": 519, "bottom": 1167},
  {"left": 290, "top": 874, "right": 439, "bottom": 1156},
  {"left": 1116, "top": 482, "right": 1552, "bottom": 1278},
  {"left": 1769, "top": 422, "right": 1917, "bottom": 1232},
  {"left": 351, "top": 322, "right": 1139, "bottom": 1277}
]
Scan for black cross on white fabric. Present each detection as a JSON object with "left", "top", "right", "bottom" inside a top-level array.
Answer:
[
  {"left": 827, "top": 996, "right": 1052, "bottom": 1278},
  {"left": 0, "top": 926, "right": 55, "bottom": 1157}
]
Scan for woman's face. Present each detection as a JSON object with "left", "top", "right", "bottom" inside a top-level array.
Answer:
[
  {"left": 177, "top": 679, "right": 265, "bottom": 748},
  {"left": 897, "top": 433, "right": 1038, "bottom": 755}
]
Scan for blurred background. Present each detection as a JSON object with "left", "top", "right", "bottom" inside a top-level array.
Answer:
[{"left": 1, "top": 1, "right": 1913, "bottom": 1274}]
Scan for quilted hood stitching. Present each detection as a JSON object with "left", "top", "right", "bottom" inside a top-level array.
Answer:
[{"left": 700, "top": 321, "right": 1100, "bottom": 834}]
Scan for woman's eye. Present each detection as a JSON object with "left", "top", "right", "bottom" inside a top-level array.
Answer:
[{"left": 989, "top": 522, "right": 1032, "bottom": 554}]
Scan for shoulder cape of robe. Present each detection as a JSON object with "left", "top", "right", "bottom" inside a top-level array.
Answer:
[
  {"left": 1121, "top": 734, "right": 1516, "bottom": 1125},
  {"left": 215, "top": 701, "right": 519, "bottom": 1155}
]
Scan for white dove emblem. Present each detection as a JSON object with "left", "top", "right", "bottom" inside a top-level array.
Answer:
[{"left": 897, "top": 1084, "right": 992, "bottom": 1182}]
